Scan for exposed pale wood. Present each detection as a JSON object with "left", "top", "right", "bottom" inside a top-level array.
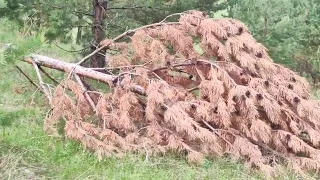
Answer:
[
  {"left": 23, "top": 55, "right": 146, "bottom": 96},
  {"left": 74, "top": 73, "right": 97, "bottom": 112},
  {"left": 26, "top": 55, "right": 115, "bottom": 83},
  {"left": 31, "top": 61, "right": 53, "bottom": 105}
]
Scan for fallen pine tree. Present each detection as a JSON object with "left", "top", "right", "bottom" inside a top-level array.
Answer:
[{"left": 21, "top": 10, "right": 320, "bottom": 178}]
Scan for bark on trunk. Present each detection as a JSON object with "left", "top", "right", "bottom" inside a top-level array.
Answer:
[
  {"left": 26, "top": 55, "right": 114, "bottom": 83},
  {"left": 24, "top": 55, "right": 146, "bottom": 96},
  {"left": 76, "top": 27, "right": 82, "bottom": 45},
  {"left": 90, "top": 0, "right": 108, "bottom": 68},
  {"left": 76, "top": 15, "right": 83, "bottom": 45}
]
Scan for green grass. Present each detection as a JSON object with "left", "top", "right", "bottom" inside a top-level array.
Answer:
[
  {"left": 312, "top": 87, "right": 320, "bottom": 100},
  {"left": 0, "top": 19, "right": 312, "bottom": 180},
  {"left": 0, "top": 67, "right": 266, "bottom": 179},
  {"left": 0, "top": 74, "right": 265, "bottom": 180}
]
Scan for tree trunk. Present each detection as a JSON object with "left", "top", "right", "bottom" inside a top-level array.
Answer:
[
  {"left": 76, "top": 15, "right": 83, "bottom": 45},
  {"left": 90, "top": 0, "right": 108, "bottom": 68},
  {"left": 76, "top": 26, "right": 82, "bottom": 45},
  {"left": 264, "top": 15, "right": 268, "bottom": 37}
]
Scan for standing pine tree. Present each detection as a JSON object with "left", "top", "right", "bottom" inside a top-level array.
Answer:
[{"left": 90, "top": 0, "right": 108, "bottom": 68}]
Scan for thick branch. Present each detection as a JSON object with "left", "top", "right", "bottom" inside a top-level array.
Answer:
[
  {"left": 74, "top": 73, "right": 97, "bottom": 112},
  {"left": 26, "top": 55, "right": 114, "bottom": 84},
  {"left": 23, "top": 55, "right": 146, "bottom": 96},
  {"left": 31, "top": 61, "right": 53, "bottom": 105}
]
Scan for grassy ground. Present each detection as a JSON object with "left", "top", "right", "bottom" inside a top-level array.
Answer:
[
  {"left": 0, "top": 66, "right": 268, "bottom": 180},
  {"left": 0, "top": 56, "right": 274, "bottom": 180},
  {"left": 0, "top": 19, "right": 313, "bottom": 180}
]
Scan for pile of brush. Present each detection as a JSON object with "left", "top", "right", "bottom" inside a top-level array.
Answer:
[{"left": 23, "top": 10, "right": 320, "bottom": 177}]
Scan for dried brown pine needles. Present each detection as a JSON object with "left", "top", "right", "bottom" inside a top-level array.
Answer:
[{"left": 24, "top": 10, "right": 320, "bottom": 178}]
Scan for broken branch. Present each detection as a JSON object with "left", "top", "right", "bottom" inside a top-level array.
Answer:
[
  {"left": 73, "top": 73, "right": 97, "bottom": 112},
  {"left": 23, "top": 55, "right": 146, "bottom": 96},
  {"left": 77, "top": 21, "right": 180, "bottom": 66},
  {"left": 31, "top": 61, "right": 53, "bottom": 105},
  {"left": 15, "top": 65, "right": 38, "bottom": 88},
  {"left": 38, "top": 66, "right": 60, "bottom": 85}
]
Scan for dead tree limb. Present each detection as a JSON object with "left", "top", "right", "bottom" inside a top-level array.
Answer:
[
  {"left": 38, "top": 66, "right": 60, "bottom": 85},
  {"left": 76, "top": 11, "right": 201, "bottom": 66},
  {"left": 31, "top": 61, "right": 53, "bottom": 105},
  {"left": 23, "top": 55, "right": 146, "bottom": 96},
  {"left": 74, "top": 73, "right": 97, "bottom": 112},
  {"left": 26, "top": 55, "right": 115, "bottom": 83},
  {"left": 77, "top": 21, "right": 180, "bottom": 66},
  {"left": 15, "top": 65, "right": 38, "bottom": 88}
]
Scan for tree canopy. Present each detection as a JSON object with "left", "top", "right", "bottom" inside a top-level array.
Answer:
[
  {"left": 228, "top": 0, "right": 320, "bottom": 83},
  {"left": 1, "top": 0, "right": 319, "bottom": 76},
  {"left": 0, "top": 0, "right": 224, "bottom": 42}
]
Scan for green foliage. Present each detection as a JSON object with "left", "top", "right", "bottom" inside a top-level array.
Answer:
[
  {"left": 0, "top": 48, "right": 6, "bottom": 65},
  {"left": 0, "top": 0, "right": 6, "bottom": 9},
  {"left": 0, "top": 18, "right": 45, "bottom": 64},
  {"left": 4, "top": 34, "right": 44, "bottom": 63},
  {"left": 0, "top": 0, "right": 92, "bottom": 43},
  {"left": 227, "top": 0, "right": 320, "bottom": 83},
  {"left": 1, "top": 0, "right": 227, "bottom": 45},
  {"left": 105, "top": 0, "right": 226, "bottom": 37}
]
